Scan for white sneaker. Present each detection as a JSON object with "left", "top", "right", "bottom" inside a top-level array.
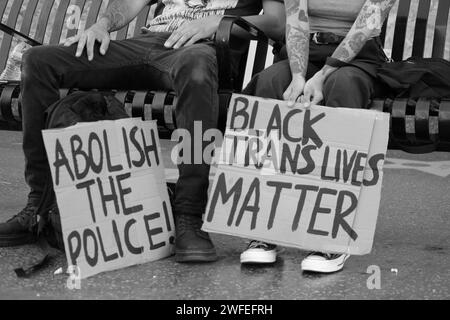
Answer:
[
  {"left": 301, "top": 252, "right": 350, "bottom": 273},
  {"left": 240, "top": 240, "right": 277, "bottom": 264}
]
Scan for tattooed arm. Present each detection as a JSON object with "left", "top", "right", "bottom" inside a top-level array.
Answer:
[
  {"left": 283, "top": 0, "right": 310, "bottom": 106},
  {"left": 64, "top": 0, "right": 152, "bottom": 61},
  {"left": 301, "top": 0, "right": 397, "bottom": 106}
]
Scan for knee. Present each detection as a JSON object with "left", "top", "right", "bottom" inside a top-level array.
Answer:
[
  {"left": 171, "top": 46, "right": 218, "bottom": 88},
  {"left": 324, "top": 67, "right": 367, "bottom": 96},
  {"left": 323, "top": 67, "right": 372, "bottom": 107},
  {"left": 243, "top": 60, "right": 291, "bottom": 100},
  {"left": 21, "top": 46, "right": 53, "bottom": 81}
]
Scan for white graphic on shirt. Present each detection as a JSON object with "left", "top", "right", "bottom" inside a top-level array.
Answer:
[{"left": 147, "top": 0, "right": 239, "bottom": 33}]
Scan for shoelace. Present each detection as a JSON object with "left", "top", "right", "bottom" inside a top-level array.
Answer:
[
  {"left": 309, "top": 252, "right": 342, "bottom": 260},
  {"left": 248, "top": 240, "right": 269, "bottom": 249},
  {"left": 176, "top": 215, "right": 202, "bottom": 235},
  {"left": 7, "top": 204, "right": 37, "bottom": 228}
]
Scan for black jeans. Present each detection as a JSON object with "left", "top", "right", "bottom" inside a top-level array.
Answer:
[
  {"left": 21, "top": 32, "right": 230, "bottom": 217},
  {"left": 243, "top": 38, "right": 389, "bottom": 108}
]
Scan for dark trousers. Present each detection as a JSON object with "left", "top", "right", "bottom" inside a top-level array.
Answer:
[
  {"left": 21, "top": 32, "right": 228, "bottom": 217},
  {"left": 243, "top": 38, "right": 389, "bottom": 108}
]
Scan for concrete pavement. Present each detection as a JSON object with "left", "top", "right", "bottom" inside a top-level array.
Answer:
[{"left": 0, "top": 130, "right": 449, "bottom": 300}]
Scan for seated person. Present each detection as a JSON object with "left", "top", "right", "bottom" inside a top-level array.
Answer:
[
  {"left": 240, "top": 0, "right": 396, "bottom": 272},
  {"left": 0, "top": 0, "right": 285, "bottom": 263}
]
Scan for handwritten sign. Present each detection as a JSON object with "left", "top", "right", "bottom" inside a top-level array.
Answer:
[
  {"left": 43, "top": 119, "right": 174, "bottom": 278},
  {"left": 203, "top": 94, "right": 390, "bottom": 255}
]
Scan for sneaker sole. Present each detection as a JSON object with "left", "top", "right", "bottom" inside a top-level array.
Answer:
[
  {"left": 240, "top": 252, "right": 277, "bottom": 264},
  {"left": 301, "top": 255, "right": 349, "bottom": 273},
  {"left": 0, "top": 233, "right": 36, "bottom": 247},
  {"left": 175, "top": 249, "right": 218, "bottom": 263}
]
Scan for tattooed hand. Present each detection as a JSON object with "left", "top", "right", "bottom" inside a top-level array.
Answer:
[
  {"left": 64, "top": 0, "right": 149, "bottom": 60},
  {"left": 64, "top": 21, "right": 110, "bottom": 61}
]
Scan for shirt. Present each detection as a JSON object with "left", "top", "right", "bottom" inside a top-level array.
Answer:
[
  {"left": 145, "top": 0, "right": 282, "bottom": 33},
  {"left": 309, "top": 0, "right": 382, "bottom": 37}
]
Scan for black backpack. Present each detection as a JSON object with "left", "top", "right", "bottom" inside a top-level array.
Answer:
[
  {"left": 377, "top": 57, "right": 450, "bottom": 153},
  {"left": 36, "top": 91, "right": 130, "bottom": 251},
  {"left": 377, "top": 57, "right": 450, "bottom": 99},
  {"left": 15, "top": 91, "right": 130, "bottom": 277}
]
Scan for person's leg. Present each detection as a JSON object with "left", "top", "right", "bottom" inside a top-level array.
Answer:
[
  {"left": 242, "top": 59, "right": 291, "bottom": 100},
  {"left": 21, "top": 34, "right": 172, "bottom": 206},
  {"left": 323, "top": 66, "right": 379, "bottom": 109},
  {"left": 0, "top": 33, "right": 173, "bottom": 247},
  {"left": 301, "top": 39, "right": 388, "bottom": 273},
  {"left": 240, "top": 57, "right": 324, "bottom": 264},
  {"left": 301, "top": 67, "right": 380, "bottom": 273},
  {"left": 153, "top": 42, "right": 221, "bottom": 262}
]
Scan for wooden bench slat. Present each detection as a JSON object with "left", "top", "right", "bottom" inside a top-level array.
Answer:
[
  {"left": 391, "top": 99, "right": 408, "bottom": 140},
  {"left": 439, "top": 100, "right": 450, "bottom": 141},
  {"left": 133, "top": 5, "right": 151, "bottom": 37},
  {"left": 0, "top": 0, "right": 25, "bottom": 70},
  {"left": 66, "top": 0, "right": 87, "bottom": 38},
  {"left": 432, "top": 0, "right": 450, "bottom": 58},
  {"left": 0, "top": 84, "right": 19, "bottom": 122},
  {"left": 20, "top": 0, "right": 39, "bottom": 35},
  {"left": 415, "top": 98, "right": 431, "bottom": 140},
  {"left": 131, "top": 91, "right": 149, "bottom": 119},
  {"left": 391, "top": 0, "right": 412, "bottom": 61},
  {"left": 49, "top": 0, "right": 71, "bottom": 45},
  {"left": 411, "top": 0, "right": 431, "bottom": 58},
  {"left": 34, "top": 0, "right": 56, "bottom": 43},
  {"left": 0, "top": 1, "right": 8, "bottom": 19},
  {"left": 85, "top": 0, "right": 103, "bottom": 29}
]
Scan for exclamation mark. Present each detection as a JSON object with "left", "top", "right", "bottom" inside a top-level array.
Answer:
[{"left": 163, "top": 201, "right": 175, "bottom": 244}]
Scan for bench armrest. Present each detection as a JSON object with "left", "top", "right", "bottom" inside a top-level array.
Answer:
[{"left": 214, "top": 16, "right": 282, "bottom": 92}]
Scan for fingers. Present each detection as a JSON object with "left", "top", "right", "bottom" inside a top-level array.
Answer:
[
  {"left": 86, "top": 33, "right": 96, "bottom": 61},
  {"left": 282, "top": 86, "right": 292, "bottom": 102},
  {"left": 73, "top": 30, "right": 110, "bottom": 60},
  {"left": 75, "top": 34, "right": 87, "bottom": 58},
  {"left": 302, "top": 89, "right": 313, "bottom": 107},
  {"left": 184, "top": 33, "right": 202, "bottom": 47},
  {"left": 64, "top": 35, "right": 80, "bottom": 47},
  {"left": 165, "top": 29, "right": 184, "bottom": 48},
  {"left": 165, "top": 23, "right": 199, "bottom": 49},
  {"left": 311, "top": 90, "right": 323, "bottom": 106},
  {"left": 172, "top": 32, "right": 194, "bottom": 49},
  {"left": 302, "top": 89, "right": 323, "bottom": 107},
  {"left": 99, "top": 35, "right": 110, "bottom": 55},
  {"left": 284, "top": 86, "right": 303, "bottom": 108}
]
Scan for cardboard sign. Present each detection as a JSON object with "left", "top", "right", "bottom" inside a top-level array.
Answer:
[
  {"left": 202, "top": 94, "right": 390, "bottom": 255},
  {"left": 43, "top": 119, "right": 175, "bottom": 279}
]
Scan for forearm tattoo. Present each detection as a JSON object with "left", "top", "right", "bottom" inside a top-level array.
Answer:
[
  {"left": 332, "top": 0, "right": 397, "bottom": 63},
  {"left": 285, "top": 0, "right": 309, "bottom": 76},
  {"left": 100, "top": 0, "right": 130, "bottom": 32}
]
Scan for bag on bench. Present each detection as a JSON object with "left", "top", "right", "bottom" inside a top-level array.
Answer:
[
  {"left": 377, "top": 57, "right": 450, "bottom": 153},
  {"left": 377, "top": 57, "right": 450, "bottom": 99}
]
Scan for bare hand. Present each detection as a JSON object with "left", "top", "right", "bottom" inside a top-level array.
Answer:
[
  {"left": 301, "top": 71, "right": 325, "bottom": 107},
  {"left": 283, "top": 74, "right": 306, "bottom": 108},
  {"left": 164, "top": 16, "right": 222, "bottom": 49},
  {"left": 64, "top": 22, "right": 110, "bottom": 61}
]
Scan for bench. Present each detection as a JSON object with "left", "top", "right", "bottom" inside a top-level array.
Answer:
[
  {"left": 375, "top": 0, "right": 450, "bottom": 152},
  {"left": 0, "top": 0, "right": 276, "bottom": 137},
  {"left": 0, "top": 0, "right": 449, "bottom": 151}
]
